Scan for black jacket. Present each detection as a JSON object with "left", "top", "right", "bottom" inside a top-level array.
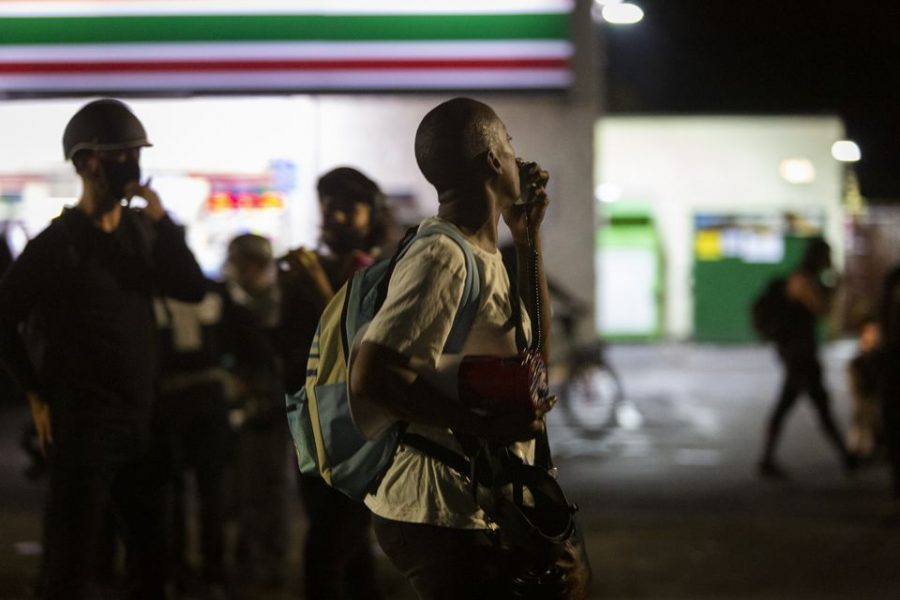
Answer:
[{"left": 0, "top": 207, "right": 205, "bottom": 449}]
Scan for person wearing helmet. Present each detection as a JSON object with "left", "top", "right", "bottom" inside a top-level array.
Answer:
[
  {"left": 0, "top": 98, "right": 206, "bottom": 599},
  {"left": 278, "top": 167, "right": 390, "bottom": 600}
]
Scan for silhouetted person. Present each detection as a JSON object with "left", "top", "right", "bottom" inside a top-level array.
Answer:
[
  {"left": 0, "top": 98, "right": 205, "bottom": 599},
  {"left": 846, "top": 317, "right": 882, "bottom": 459},
  {"left": 879, "top": 264, "right": 900, "bottom": 514},
  {"left": 155, "top": 279, "right": 269, "bottom": 598},
  {"left": 758, "top": 237, "right": 854, "bottom": 478},
  {"left": 278, "top": 166, "right": 389, "bottom": 600},
  {"left": 350, "top": 98, "right": 578, "bottom": 597},
  {"left": 223, "top": 234, "right": 288, "bottom": 588}
]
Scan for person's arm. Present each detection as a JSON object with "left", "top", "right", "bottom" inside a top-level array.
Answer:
[
  {"left": 129, "top": 182, "right": 206, "bottom": 303},
  {"left": 0, "top": 235, "right": 58, "bottom": 452},
  {"left": 278, "top": 248, "right": 335, "bottom": 315},
  {"left": 786, "top": 271, "right": 831, "bottom": 315},
  {"left": 504, "top": 162, "right": 552, "bottom": 359},
  {"left": 351, "top": 341, "right": 547, "bottom": 444},
  {"left": 349, "top": 236, "right": 548, "bottom": 444}
]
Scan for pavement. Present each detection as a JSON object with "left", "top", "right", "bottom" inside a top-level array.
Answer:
[{"left": 1, "top": 342, "right": 899, "bottom": 599}]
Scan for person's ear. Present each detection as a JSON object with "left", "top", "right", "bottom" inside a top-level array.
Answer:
[
  {"left": 73, "top": 152, "right": 100, "bottom": 178},
  {"left": 484, "top": 149, "right": 503, "bottom": 176}
]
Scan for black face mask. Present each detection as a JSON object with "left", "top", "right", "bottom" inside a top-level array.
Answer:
[
  {"left": 97, "top": 157, "right": 141, "bottom": 205},
  {"left": 323, "top": 226, "right": 366, "bottom": 254}
]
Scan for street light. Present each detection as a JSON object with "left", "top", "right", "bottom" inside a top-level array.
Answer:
[
  {"left": 831, "top": 140, "right": 861, "bottom": 162},
  {"left": 595, "top": 1, "right": 644, "bottom": 25}
]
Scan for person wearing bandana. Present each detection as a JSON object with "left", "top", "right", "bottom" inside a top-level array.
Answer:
[{"left": 0, "top": 99, "right": 206, "bottom": 599}]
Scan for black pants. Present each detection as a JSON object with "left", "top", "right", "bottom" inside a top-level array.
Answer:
[
  {"left": 763, "top": 348, "right": 847, "bottom": 463},
  {"left": 372, "top": 515, "right": 511, "bottom": 600},
  {"left": 234, "top": 423, "right": 288, "bottom": 582},
  {"left": 39, "top": 444, "right": 167, "bottom": 600},
  {"left": 298, "top": 474, "right": 383, "bottom": 600},
  {"left": 161, "top": 382, "right": 229, "bottom": 586}
]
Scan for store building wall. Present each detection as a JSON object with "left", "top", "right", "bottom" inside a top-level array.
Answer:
[{"left": 596, "top": 115, "right": 845, "bottom": 340}]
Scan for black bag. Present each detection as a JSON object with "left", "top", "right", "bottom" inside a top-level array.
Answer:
[
  {"left": 402, "top": 432, "right": 591, "bottom": 599},
  {"left": 482, "top": 446, "right": 591, "bottom": 600},
  {"left": 751, "top": 277, "right": 789, "bottom": 341}
]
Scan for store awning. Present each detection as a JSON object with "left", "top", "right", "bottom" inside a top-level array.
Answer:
[{"left": 0, "top": 0, "right": 574, "bottom": 95}]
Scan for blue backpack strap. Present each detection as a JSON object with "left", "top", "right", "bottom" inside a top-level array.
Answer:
[{"left": 411, "top": 222, "right": 481, "bottom": 355}]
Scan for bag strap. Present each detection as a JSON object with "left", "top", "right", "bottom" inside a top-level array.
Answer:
[
  {"left": 413, "top": 222, "right": 481, "bottom": 354},
  {"left": 508, "top": 245, "right": 554, "bottom": 472},
  {"left": 375, "top": 221, "right": 481, "bottom": 355},
  {"left": 374, "top": 225, "right": 419, "bottom": 312}
]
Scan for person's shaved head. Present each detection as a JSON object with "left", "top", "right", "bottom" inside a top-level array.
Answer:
[{"left": 414, "top": 97, "right": 505, "bottom": 193}]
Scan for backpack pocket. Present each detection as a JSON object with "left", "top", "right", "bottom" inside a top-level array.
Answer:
[
  {"left": 285, "top": 387, "right": 319, "bottom": 476},
  {"left": 312, "top": 381, "right": 400, "bottom": 499}
]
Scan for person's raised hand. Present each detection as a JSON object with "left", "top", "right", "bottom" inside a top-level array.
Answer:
[{"left": 27, "top": 391, "right": 53, "bottom": 456}]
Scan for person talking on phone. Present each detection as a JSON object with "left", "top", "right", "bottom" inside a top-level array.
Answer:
[
  {"left": 350, "top": 98, "right": 570, "bottom": 598},
  {"left": 0, "top": 98, "right": 206, "bottom": 599}
]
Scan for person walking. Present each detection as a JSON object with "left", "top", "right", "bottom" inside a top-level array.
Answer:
[
  {"left": 0, "top": 98, "right": 206, "bottom": 599},
  {"left": 757, "top": 237, "right": 856, "bottom": 478}
]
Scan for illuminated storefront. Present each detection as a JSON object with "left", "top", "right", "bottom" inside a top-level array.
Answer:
[{"left": 0, "top": 1, "right": 600, "bottom": 320}]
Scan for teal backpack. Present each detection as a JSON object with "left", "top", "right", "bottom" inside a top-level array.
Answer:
[{"left": 285, "top": 221, "right": 481, "bottom": 500}]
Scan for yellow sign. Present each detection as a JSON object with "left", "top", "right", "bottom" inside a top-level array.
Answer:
[{"left": 694, "top": 230, "right": 723, "bottom": 261}]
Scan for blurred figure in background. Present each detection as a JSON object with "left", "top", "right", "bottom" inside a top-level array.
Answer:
[
  {"left": 879, "top": 264, "right": 900, "bottom": 516},
  {"left": 757, "top": 237, "right": 855, "bottom": 479},
  {"left": 154, "top": 279, "right": 269, "bottom": 598},
  {"left": 224, "top": 234, "right": 289, "bottom": 589},
  {"left": 846, "top": 316, "right": 883, "bottom": 460},
  {"left": 0, "top": 98, "right": 206, "bottom": 599},
  {"left": 278, "top": 167, "right": 389, "bottom": 600}
]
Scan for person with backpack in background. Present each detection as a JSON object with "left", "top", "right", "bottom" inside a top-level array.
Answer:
[
  {"left": 347, "top": 98, "right": 590, "bottom": 598},
  {"left": 278, "top": 167, "right": 389, "bottom": 600},
  {"left": 0, "top": 98, "right": 206, "bottom": 599},
  {"left": 756, "top": 236, "right": 856, "bottom": 479}
]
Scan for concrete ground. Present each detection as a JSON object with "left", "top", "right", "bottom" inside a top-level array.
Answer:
[{"left": 1, "top": 342, "right": 899, "bottom": 599}]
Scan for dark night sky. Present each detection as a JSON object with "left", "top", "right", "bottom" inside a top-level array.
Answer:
[{"left": 604, "top": 0, "right": 900, "bottom": 198}]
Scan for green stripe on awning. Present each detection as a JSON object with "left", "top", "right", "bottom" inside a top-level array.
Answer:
[{"left": 1, "top": 14, "right": 569, "bottom": 45}]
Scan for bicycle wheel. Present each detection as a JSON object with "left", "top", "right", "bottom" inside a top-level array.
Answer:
[{"left": 560, "top": 363, "right": 624, "bottom": 435}]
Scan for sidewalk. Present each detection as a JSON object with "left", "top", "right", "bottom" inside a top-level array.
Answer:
[
  {"left": 1, "top": 342, "right": 899, "bottom": 598},
  {"left": 555, "top": 342, "right": 900, "bottom": 599}
]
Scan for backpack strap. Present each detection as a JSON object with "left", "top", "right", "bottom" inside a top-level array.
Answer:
[
  {"left": 376, "top": 221, "right": 481, "bottom": 355},
  {"left": 410, "top": 222, "right": 481, "bottom": 355}
]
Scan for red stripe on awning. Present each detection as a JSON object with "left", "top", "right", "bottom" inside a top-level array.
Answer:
[{"left": 0, "top": 58, "right": 567, "bottom": 73}]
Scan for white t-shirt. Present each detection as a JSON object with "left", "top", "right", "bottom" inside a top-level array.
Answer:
[{"left": 362, "top": 217, "right": 533, "bottom": 529}]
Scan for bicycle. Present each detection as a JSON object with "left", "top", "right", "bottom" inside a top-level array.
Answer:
[{"left": 549, "top": 297, "right": 627, "bottom": 438}]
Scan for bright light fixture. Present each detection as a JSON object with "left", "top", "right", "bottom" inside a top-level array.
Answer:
[
  {"left": 595, "top": 183, "right": 622, "bottom": 203},
  {"left": 779, "top": 158, "right": 816, "bottom": 184},
  {"left": 831, "top": 140, "right": 861, "bottom": 162},
  {"left": 601, "top": 2, "right": 644, "bottom": 25}
]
